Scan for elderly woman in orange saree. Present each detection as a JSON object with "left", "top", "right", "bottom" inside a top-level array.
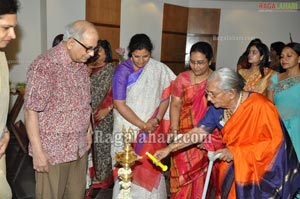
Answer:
[
  {"left": 155, "top": 68, "right": 300, "bottom": 198},
  {"left": 169, "top": 42, "right": 223, "bottom": 199}
]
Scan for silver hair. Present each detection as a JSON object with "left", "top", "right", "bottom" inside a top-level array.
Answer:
[
  {"left": 63, "top": 21, "right": 86, "bottom": 41},
  {"left": 208, "top": 67, "right": 245, "bottom": 92}
]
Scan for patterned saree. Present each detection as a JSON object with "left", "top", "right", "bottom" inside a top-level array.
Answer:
[
  {"left": 170, "top": 71, "right": 223, "bottom": 199},
  {"left": 90, "top": 63, "right": 115, "bottom": 187},
  {"left": 239, "top": 67, "right": 275, "bottom": 95},
  {"left": 112, "top": 58, "right": 176, "bottom": 195},
  {"left": 220, "top": 93, "right": 300, "bottom": 198}
]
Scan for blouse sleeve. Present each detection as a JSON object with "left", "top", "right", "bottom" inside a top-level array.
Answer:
[
  {"left": 172, "top": 74, "right": 184, "bottom": 98},
  {"left": 112, "top": 64, "right": 131, "bottom": 100},
  {"left": 268, "top": 74, "right": 278, "bottom": 91},
  {"left": 197, "top": 106, "right": 223, "bottom": 132}
]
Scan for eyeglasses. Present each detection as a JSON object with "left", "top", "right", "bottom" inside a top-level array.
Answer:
[
  {"left": 72, "top": 38, "right": 97, "bottom": 53},
  {"left": 205, "top": 89, "right": 224, "bottom": 98},
  {"left": 190, "top": 60, "right": 207, "bottom": 66}
]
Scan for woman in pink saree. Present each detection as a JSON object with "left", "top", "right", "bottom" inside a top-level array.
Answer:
[{"left": 169, "top": 42, "right": 223, "bottom": 199}]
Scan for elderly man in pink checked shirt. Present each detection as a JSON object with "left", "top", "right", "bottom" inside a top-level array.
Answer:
[{"left": 24, "top": 20, "right": 98, "bottom": 199}]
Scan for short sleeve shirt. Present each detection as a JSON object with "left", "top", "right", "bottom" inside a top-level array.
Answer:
[{"left": 24, "top": 43, "right": 91, "bottom": 164}]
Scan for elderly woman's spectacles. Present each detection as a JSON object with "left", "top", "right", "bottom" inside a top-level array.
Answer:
[
  {"left": 205, "top": 89, "right": 223, "bottom": 98},
  {"left": 72, "top": 38, "right": 98, "bottom": 53}
]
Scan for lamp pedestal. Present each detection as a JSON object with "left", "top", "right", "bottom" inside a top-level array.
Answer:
[{"left": 115, "top": 127, "right": 142, "bottom": 199}]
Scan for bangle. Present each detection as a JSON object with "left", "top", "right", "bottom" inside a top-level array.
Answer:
[
  {"left": 170, "top": 130, "right": 178, "bottom": 134},
  {"left": 142, "top": 123, "right": 147, "bottom": 131},
  {"left": 170, "top": 127, "right": 179, "bottom": 132},
  {"left": 108, "top": 105, "right": 113, "bottom": 111},
  {"left": 87, "top": 128, "right": 94, "bottom": 135},
  {"left": 155, "top": 117, "right": 160, "bottom": 124}
]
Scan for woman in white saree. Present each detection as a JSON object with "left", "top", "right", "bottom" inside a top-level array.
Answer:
[{"left": 111, "top": 34, "right": 176, "bottom": 199}]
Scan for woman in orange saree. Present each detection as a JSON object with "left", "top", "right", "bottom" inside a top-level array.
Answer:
[
  {"left": 155, "top": 68, "right": 300, "bottom": 198},
  {"left": 239, "top": 42, "right": 276, "bottom": 95},
  {"left": 169, "top": 42, "right": 223, "bottom": 199},
  {"left": 218, "top": 92, "right": 299, "bottom": 198}
]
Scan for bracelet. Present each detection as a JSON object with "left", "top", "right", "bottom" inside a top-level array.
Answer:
[{"left": 155, "top": 117, "right": 160, "bottom": 124}]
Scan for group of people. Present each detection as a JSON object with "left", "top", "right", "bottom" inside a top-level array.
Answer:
[
  {"left": 235, "top": 38, "right": 300, "bottom": 162},
  {"left": 1, "top": 0, "right": 300, "bottom": 198},
  {"left": 154, "top": 38, "right": 300, "bottom": 199}
]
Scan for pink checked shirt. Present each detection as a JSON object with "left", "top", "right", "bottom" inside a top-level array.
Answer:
[{"left": 24, "top": 43, "right": 91, "bottom": 164}]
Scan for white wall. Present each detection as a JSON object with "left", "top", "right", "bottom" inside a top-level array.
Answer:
[
  {"left": 120, "top": 0, "right": 189, "bottom": 60},
  {"left": 190, "top": 1, "right": 300, "bottom": 69},
  {"left": 120, "top": 0, "right": 300, "bottom": 69},
  {"left": 218, "top": 9, "right": 300, "bottom": 68},
  {"left": 46, "top": 0, "right": 86, "bottom": 49},
  {"left": 120, "top": 0, "right": 164, "bottom": 59},
  {"left": 6, "top": 0, "right": 42, "bottom": 83},
  {"left": 7, "top": 0, "right": 300, "bottom": 82}
]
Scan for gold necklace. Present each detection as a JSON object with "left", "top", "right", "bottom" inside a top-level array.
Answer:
[
  {"left": 224, "top": 109, "right": 232, "bottom": 122},
  {"left": 224, "top": 91, "right": 243, "bottom": 123}
]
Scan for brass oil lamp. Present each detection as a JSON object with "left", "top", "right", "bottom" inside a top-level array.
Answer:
[{"left": 115, "top": 126, "right": 142, "bottom": 199}]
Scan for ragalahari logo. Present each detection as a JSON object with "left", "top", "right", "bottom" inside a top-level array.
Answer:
[{"left": 258, "top": 2, "right": 298, "bottom": 12}]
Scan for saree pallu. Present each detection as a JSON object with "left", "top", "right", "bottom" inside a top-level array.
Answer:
[
  {"left": 91, "top": 63, "right": 115, "bottom": 127},
  {"left": 170, "top": 72, "right": 223, "bottom": 198},
  {"left": 112, "top": 58, "right": 176, "bottom": 192},
  {"left": 90, "top": 63, "right": 115, "bottom": 186},
  {"left": 269, "top": 74, "right": 300, "bottom": 160},
  {"left": 220, "top": 93, "right": 300, "bottom": 199},
  {"left": 239, "top": 67, "right": 274, "bottom": 95}
]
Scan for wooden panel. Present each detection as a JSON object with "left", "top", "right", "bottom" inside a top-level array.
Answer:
[
  {"left": 163, "top": 62, "right": 186, "bottom": 75},
  {"left": 95, "top": 26, "right": 120, "bottom": 60},
  {"left": 162, "top": 3, "right": 188, "bottom": 33},
  {"left": 161, "top": 33, "right": 187, "bottom": 62},
  {"left": 86, "top": 0, "right": 121, "bottom": 25},
  {"left": 187, "top": 8, "right": 220, "bottom": 35},
  {"left": 212, "top": 39, "right": 218, "bottom": 65}
]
